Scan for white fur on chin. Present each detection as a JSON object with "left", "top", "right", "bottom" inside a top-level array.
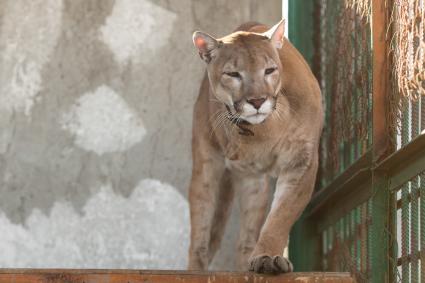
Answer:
[{"left": 243, "top": 113, "right": 268, "bottom": 124}]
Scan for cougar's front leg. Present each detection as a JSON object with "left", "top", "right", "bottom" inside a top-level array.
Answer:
[
  {"left": 235, "top": 174, "right": 269, "bottom": 270},
  {"left": 249, "top": 153, "right": 318, "bottom": 274},
  {"left": 188, "top": 146, "right": 225, "bottom": 270}
]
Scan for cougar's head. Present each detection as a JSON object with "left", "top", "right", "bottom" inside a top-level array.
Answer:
[{"left": 193, "top": 20, "right": 285, "bottom": 125}]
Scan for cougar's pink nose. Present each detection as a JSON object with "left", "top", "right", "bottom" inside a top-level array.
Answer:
[{"left": 247, "top": 98, "right": 266, "bottom": 110}]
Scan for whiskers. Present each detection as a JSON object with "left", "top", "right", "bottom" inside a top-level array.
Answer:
[
  {"left": 273, "top": 92, "right": 304, "bottom": 129},
  {"left": 273, "top": 101, "right": 285, "bottom": 123},
  {"left": 208, "top": 109, "right": 242, "bottom": 139}
]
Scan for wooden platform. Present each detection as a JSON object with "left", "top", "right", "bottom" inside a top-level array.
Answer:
[{"left": 0, "top": 269, "right": 354, "bottom": 283}]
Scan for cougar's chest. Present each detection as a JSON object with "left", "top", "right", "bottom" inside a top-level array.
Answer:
[
  {"left": 222, "top": 135, "right": 303, "bottom": 177},
  {"left": 224, "top": 146, "right": 280, "bottom": 176}
]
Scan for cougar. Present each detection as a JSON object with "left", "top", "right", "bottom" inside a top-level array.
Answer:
[{"left": 188, "top": 20, "right": 323, "bottom": 274}]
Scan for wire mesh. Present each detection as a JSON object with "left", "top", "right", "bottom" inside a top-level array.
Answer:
[
  {"left": 322, "top": 199, "right": 372, "bottom": 282},
  {"left": 394, "top": 172, "right": 425, "bottom": 283},
  {"left": 391, "top": 0, "right": 425, "bottom": 149},
  {"left": 317, "top": 0, "right": 372, "bottom": 188},
  {"left": 388, "top": 1, "right": 425, "bottom": 281},
  {"left": 396, "top": 92, "right": 424, "bottom": 149}
]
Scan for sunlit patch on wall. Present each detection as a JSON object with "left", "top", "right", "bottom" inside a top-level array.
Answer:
[
  {"left": 61, "top": 85, "right": 146, "bottom": 155},
  {"left": 0, "top": 0, "right": 63, "bottom": 116},
  {"left": 0, "top": 179, "right": 189, "bottom": 269},
  {"left": 99, "top": 0, "right": 177, "bottom": 65}
]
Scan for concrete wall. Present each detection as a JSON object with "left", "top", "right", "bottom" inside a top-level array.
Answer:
[{"left": 0, "top": 0, "right": 281, "bottom": 269}]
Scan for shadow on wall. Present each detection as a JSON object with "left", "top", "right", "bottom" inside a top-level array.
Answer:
[{"left": 0, "top": 0, "right": 281, "bottom": 270}]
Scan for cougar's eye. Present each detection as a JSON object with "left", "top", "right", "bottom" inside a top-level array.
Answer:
[
  {"left": 265, "top": 67, "right": 277, "bottom": 75},
  {"left": 224, "top": 72, "right": 241, "bottom": 79}
]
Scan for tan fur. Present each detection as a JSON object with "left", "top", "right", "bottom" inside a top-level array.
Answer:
[{"left": 188, "top": 22, "right": 323, "bottom": 273}]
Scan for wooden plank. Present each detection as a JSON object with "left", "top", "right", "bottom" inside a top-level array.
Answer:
[
  {"left": 315, "top": 177, "right": 372, "bottom": 234},
  {"left": 0, "top": 270, "right": 355, "bottom": 283},
  {"left": 307, "top": 150, "right": 372, "bottom": 218},
  {"left": 376, "top": 133, "right": 425, "bottom": 191},
  {"left": 378, "top": 133, "right": 425, "bottom": 173}
]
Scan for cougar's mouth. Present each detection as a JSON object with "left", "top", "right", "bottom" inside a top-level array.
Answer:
[{"left": 242, "top": 113, "right": 269, "bottom": 124}]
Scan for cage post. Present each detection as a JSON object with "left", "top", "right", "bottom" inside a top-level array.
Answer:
[{"left": 370, "top": 0, "right": 393, "bottom": 282}]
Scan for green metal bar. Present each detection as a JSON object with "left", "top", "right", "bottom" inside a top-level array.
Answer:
[
  {"left": 324, "top": 0, "right": 334, "bottom": 185},
  {"left": 350, "top": 210, "right": 355, "bottom": 271},
  {"left": 355, "top": 207, "right": 361, "bottom": 271},
  {"left": 389, "top": 191, "right": 399, "bottom": 281},
  {"left": 368, "top": 198, "right": 373, "bottom": 277},
  {"left": 288, "top": 0, "right": 315, "bottom": 66},
  {"left": 421, "top": 96, "right": 425, "bottom": 283},
  {"left": 412, "top": 99, "right": 420, "bottom": 139},
  {"left": 343, "top": 215, "right": 349, "bottom": 270},
  {"left": 401, "top": 184, "right": 410, "bottom": 282},
  {"left": 410, "top": 100, "right": 419, "bottom": 282},
  {"left": 420, "top": 173, "right": 425, "bottom": 282},
  {"left": 410, "top": 178, "right": 419, "bottom": 283},
  {"left": 360, "top": 203, "right": 367, "bottom": 275},
  {"left": 400, "top": 99, "right": 410, "bottom": 283},
  {"left": 371, "top": 171, "right": 390, "bottom": 283},
  {"left": 322, "top": 228, "right": 328, "bottom": 270},
  {"left": 353, "top": 12, "right": 359, "bottom": 163}
]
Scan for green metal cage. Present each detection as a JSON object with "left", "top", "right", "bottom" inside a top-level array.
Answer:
[{"left": 288, "top": 1, "right": 425, "bottom": 282}]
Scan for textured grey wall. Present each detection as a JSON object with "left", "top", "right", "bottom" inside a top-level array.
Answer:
[{"left": 0, "top": 0, "right": 281, "bottom": 269}]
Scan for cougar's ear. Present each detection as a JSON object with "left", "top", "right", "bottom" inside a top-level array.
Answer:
[
  {"left": 263, "top": 19, "right": 285, "bottom": 49},
  {"left": 193, "top": 31, "right": 221, "bottom": 63}
]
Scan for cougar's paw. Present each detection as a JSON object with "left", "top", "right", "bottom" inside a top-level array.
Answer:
[{"left": 249, "top": 255, "right": 293, "bottom": 274}]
